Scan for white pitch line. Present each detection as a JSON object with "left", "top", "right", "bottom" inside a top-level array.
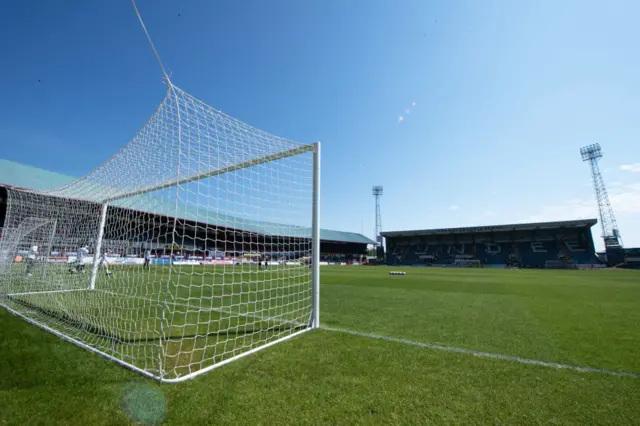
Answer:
[{"left": 323, "top": 326, "right": 640, "bottom": 379}]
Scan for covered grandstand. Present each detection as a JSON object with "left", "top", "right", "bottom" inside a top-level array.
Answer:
[
  {"left": 0, "top": 159, "right": 374, "bottom": 263},
  {"left": 383, "top": 219, "right": 603, "bottom": 269}
]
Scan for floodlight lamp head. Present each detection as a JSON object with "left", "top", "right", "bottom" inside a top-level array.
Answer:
[
  {"left": 580, "top": 143, "right": 603, "bottom": 162},
  {"left": 372, "top": 185, "right": 383, "bottom": 196}
]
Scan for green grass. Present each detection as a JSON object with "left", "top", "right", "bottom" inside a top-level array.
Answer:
[
  {"left": 2, "top": 263, "right": 312, "bottom": 379},
  {"left": 2, "top": 266, "right": 640, "bottom": 425}
]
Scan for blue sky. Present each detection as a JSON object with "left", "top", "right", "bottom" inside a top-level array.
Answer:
[{"left": 1, "top": 0, "right": 639, "bottom": 250}]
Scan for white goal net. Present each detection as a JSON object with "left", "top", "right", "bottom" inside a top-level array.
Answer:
[{"left": 0, "top": 83, "right": 320, "bottom": 382}]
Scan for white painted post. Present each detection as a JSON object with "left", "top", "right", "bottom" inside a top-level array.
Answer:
[
  {"left": 89, "top": 203, "right": 108, "bottom": 290},
  {"left": 311, "top": 142, "right": 321, "bottom": 328}
]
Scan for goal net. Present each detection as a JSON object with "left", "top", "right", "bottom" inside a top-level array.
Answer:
[
  {"left": 0, "top": 83, "right": 320, "bottom": 382},
  {"left": 0, "top": 216, "right": 58, "bottom": 285}
]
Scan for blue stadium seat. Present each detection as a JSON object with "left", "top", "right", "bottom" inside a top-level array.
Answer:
[
  {"left": 476, "top": 243, "right": 510, "bottom": 265},
  {"left": 387, "top": 230, "right": 602, "bottom": 267},
  {"left": 519, "top": 241, "right": 560, "bottom": 267}
]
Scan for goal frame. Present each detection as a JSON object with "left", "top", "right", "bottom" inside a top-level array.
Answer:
[{"left": 0, "top": 142, "right": 321, "bottom": 383}]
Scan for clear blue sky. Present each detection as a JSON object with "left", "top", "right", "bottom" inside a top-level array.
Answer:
[{"left": 1, "top": 0, "right": 639, "bottom": 249}]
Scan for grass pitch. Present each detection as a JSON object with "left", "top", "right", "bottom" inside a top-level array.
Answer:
[
  {"left": 2, "top": 266, "right": 640, "bottom": 425},
  {"left": 2, "top": 263, "right": 312, "bottom": 380}
]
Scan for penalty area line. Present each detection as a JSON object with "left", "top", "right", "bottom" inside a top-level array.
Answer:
[{"left": 322, "top": 326, "right": 640, "bottom": 379}]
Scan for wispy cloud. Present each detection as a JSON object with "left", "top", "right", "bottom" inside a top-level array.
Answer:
[
  {"left": 448, "top": 205, "right": 459, "bottom": 211},
  {"left": 484, "top": 210, "right": 494, "bottom": 216},
  {"left": 621, "top": 163, "right": 640, "bottom": 173},
  {"left": 524, "top": 182, "right": 640, "bottom": 223},
  {"left": 611, "top": 183, "right": 640, "bottom": 213},
  {"left": 523, "top": 200, "right": 596, "bottom": 223}
]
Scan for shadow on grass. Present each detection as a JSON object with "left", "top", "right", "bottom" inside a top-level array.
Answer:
[{"left": 3, "top": 295, "right": 307, "bottom": 344}]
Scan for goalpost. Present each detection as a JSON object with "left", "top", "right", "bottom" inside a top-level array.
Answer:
[{"left": 0, "top": 82, "right": 321, "bottom": 382}]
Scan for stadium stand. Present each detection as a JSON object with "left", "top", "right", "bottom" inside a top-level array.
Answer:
[
  {"left": 622, "top": 247, "right": 640, "bottom": 269},
  {"left": 383, "top": 219, "right": 604, "bottom": 269},
  {"left": 0, "top": 159, "right": 375, "bottom": 262}
]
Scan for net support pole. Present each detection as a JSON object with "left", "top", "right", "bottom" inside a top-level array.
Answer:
[
  {"left": 89, "top": 203, "right": 108, "bottom": 290},
  {"left": 311, "top": 142, "right": 321, "bottom": 328}
]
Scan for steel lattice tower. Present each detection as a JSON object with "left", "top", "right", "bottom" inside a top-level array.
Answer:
[
  {"left": 580, "top": 144, "right": 623, "bottom": 249},
  {"left": 372, "top": 186, "right": 383, "bottom": 246}
]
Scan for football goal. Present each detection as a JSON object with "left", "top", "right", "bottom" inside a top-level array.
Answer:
[{"left": 0, "top": 82, "right": 321, "bottom": 382}]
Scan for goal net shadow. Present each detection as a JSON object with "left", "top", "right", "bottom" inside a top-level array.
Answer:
[{"left": 2, "top": 264, "right": 311, "bottom": 380}]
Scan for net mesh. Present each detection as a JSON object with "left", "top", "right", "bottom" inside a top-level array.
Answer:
[{"left": 0, "top": 83, "right": 316, "bottom": 381}]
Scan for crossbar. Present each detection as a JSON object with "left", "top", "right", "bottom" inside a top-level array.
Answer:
[{"left": 103, "top": 145, "right": 314, "bottom": 203}]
